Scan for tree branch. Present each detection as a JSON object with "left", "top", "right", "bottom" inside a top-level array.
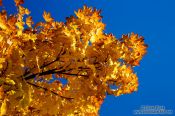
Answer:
[
  {"left": 24, "top": 67, "right": 88, "bottom": 80},
  {"left": 24, "top": 68, "right": 57, "bottom": 80},
  {"left": 27, "top": 81, "right": 74, "bottom": 100},
  {"left": 40, "top": 47, "right": 65, "bottom": 69}
]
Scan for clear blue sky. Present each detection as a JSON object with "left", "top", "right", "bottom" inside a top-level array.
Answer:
[{"left": 1, "top": 0, "right": 175, "bottom": 115}]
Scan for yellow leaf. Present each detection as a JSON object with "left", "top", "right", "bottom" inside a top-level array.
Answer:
[
  {"left": 15, "top": 21, "right": 24, "bottom": 35},
  {"left": 0, "top": 22, "right": 7, "bottom": 30},
  {"left": 0, "top": 10, "right": 8, "bottom": 30},
  {"left": 0, "top": 58, "right": 5, "bottom": 63},
  {"left": 43, "top": 11, "right": 53, "bottom": 22},
  {"left": 0, "top": 58, "right": 5, "bottom": 69},
  {"left": 5, "top": 78, "right": 15, "bottom": 85},
  {"left": 16, "top": 21, "right": 24, "bottom": 30},
  {"left": 26, "top": 16, "right": 33, "bottom": 28},
  {"left": 18, "top": 6, "right": 30, "bottom": 15},
  {"left": 0, "top": 64, "right": 3, "bottom": 69},
  {"left": 0, "top": 99, "right": 7, "bottom": 115},
  {"left": 23, "top": 33, "right": 37, "bottom": 42},
  {"left": 7, "top": 90, "right": 16, "bottom": 95}
]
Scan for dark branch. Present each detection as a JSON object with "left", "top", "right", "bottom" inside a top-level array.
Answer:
[
  {"left": 24, "top": 68, "right": 88, "bottom": 80},
  {"left": 24, "top": 68, "right": 57, "bottom": 80},
  {"left": 27, "top": 81, "right": 74, "bottom": 100},
  {"left": 40, "top": 47, "right": 65, "bottom": 69}
]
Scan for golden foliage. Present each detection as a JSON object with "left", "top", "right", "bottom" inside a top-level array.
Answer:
[{"left": 0, "top": 0, "right": 147, "bottom": 115}]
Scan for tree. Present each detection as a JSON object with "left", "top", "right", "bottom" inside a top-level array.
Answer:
[{"left": 0, "top": 0, "right": 147, "bottom": 115}]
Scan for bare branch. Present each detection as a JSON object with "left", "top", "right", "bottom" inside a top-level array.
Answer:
[
  {"left": 40, "top": 47, "right": 65, "bottom": 69},
  {"left": 26, "top": 81, "right": 74, "bottom": 100}
]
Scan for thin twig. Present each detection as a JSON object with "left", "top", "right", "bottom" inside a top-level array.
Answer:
[{"left": 27, "top": 81, "right": 74, "bottom": 100}]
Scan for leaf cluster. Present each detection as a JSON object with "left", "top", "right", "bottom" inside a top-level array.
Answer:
[{"left": 0, "top": 0, "right": 147, "bottom": 115}]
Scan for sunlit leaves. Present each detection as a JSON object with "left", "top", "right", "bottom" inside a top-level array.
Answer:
[
  {"left": 26, "top": 16, "right": 33, "bottom": 28},
  {"left": 43, "top": 11, "right": 53, "bottom": 23},
  {"left": 121, "top": 33, "right": 147, "bottom": 66},
  {"left": 18, "top": 6, "right": 30, "bottom": 16},
  {"left": 0, "top": 58, "right": 5, "bottom": 69},
  {"left": 0, "top": 10, "right": 7, "bottom": 30},
  {"left": 14, "top": 0, "right": 24, "bottom": 6},
  {"left": 0, "top": 98, "right": 7, "bottom": 115},
  {"left": 0, "top": 0, "right": 147, "bottom": 115}
]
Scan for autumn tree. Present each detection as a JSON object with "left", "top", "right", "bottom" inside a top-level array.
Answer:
[{"left": 0, "top": 0, "right": 147, "bottom": 115}]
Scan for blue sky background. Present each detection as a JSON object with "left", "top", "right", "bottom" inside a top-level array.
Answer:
[{"left": 1, "top": 0, "right": 175, "bottom": 116}]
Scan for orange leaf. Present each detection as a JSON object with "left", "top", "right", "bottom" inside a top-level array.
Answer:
[
  {"left": 14, "top": 0, "right": 24, "bottom": 6},
  {"left": 0, "top": 0, "right": 2, "bottom": 6},
  {"left": 43, "top": 11, "right": 53, "bottom": 22},
  {"left": 26, "top": 16, "right": 33, "bottom": 28}
]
